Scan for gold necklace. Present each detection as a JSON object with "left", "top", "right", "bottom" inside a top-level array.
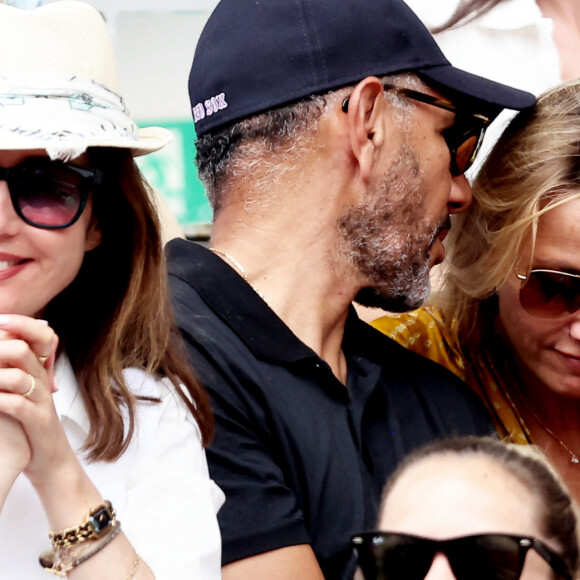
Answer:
[
  {"left": 209, "top": 247, "right": 272, "bottom": 308},
  {"left": 512, "top": 385, "right": 580, "bottom": 464},
  {"left": 486, "top": 334, "right": 580, "bottom": 465}
]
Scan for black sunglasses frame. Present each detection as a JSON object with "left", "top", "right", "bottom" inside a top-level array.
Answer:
[
  {"left": 516, "top": 268, "right": 580, "bottom": 319},
  {"left": 0, "top": 158, "right": 104, "bottom": 230},
  {"left": 342, "top": 83, "right": 491, "bottom": 176},
  {"left": 352, "top": 532, "right": 572, "bottom": 580}
]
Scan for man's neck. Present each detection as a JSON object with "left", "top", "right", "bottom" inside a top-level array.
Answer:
[{"left": 211, "top": 213, "right": 359, "bottom": 385}]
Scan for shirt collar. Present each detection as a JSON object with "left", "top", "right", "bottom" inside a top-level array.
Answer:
[
  {"left": 168, "top": 240, "right": 317, "bottom": 364},
  {"left": 52, "top": 354, "right": 90, "bottom": 436},
  {"left": 167, "top": 240, "right": 381, "bottom": 366}
]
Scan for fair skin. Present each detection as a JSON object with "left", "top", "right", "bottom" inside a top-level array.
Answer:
[
  {"left": 215, "top": 76, "right": 472, "bottom": 579},
  {"left": 497, "top": 198, "right": 580, "bottom": 502},
  {"left": 377, "top": 454, "right": 560, "bottom": 579},
  {"left": 0, "top": 150, "right": 153, "bottom": 578},
  {"left": 537, "top": 0, "right": 580, "bottom": 81}
]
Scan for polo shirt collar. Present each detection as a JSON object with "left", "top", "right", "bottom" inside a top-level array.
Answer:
[
  {"left": 167, "top": 240, "right": 376, "bottom": 367},
  {"left": 52, "top": 353, "right": 91, "bottom": 436},
  {"left": 168, "top": 240, "right": 316, "bottom": 364}
]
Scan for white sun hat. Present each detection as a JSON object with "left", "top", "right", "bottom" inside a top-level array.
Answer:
[{"left": 0, "top": 0, "right": 172, "bottom": 160}]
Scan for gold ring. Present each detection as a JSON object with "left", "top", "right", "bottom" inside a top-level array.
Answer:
[
  {"left": 38, "top": 355, "right": 49, "bottom": 364},
  {"left": 23, "top": 374, "right": 36, "bottom": 398}
]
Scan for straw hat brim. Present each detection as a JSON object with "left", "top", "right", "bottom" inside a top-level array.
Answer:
[{"left": 0, "top": 1, "right": 171, "bottom": 159}]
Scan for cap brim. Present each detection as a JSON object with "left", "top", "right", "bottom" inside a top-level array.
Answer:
[{"left": 419, "top": 64, "right": 536, "bottom": 113}]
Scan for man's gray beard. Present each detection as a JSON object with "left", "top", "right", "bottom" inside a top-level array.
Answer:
[{"left": 338, "top": 145, "right": 435, "bottom": 312}]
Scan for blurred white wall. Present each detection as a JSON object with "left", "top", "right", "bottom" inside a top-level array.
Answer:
[
  {"left": 43, "top": 0, "right": 220, "bottom": 236},
  {"left": 43, "top": 0, "right": 219, "bottom": 120}
]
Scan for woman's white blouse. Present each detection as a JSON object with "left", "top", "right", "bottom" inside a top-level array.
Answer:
[
  {"left": 0, "top": 356, "right": 224, "bottom": 579},
  {"left": 404, "top": 0, "right": 561, "bottom": 177}
]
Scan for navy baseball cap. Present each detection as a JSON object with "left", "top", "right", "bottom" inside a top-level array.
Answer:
[{"left": 189, "top": 0, "right": 535, "bottom": 137}]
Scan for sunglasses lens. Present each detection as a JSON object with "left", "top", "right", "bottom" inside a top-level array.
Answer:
[
  {"left": 355, "top": 535, "right": 435, "bottom": 580},
  {"left": 450, "top": 535, "right": 522, "bottom": 580},
  {"left": 444, "top": 122, "right": 483, "bottom": 176},
  {"left": 18, "top": 163, "right": 83, "bottom": 227},
  {"left": 11, "top": 160, "right": 89, "bottom": 228},
  {"left": 520, "top": 270, "right": 580, "bottom": 318},
  {"left": 454, "top": 132, "right": 480, "bottom": 174},
  {"left": 355, "top": 534, "right": 526, "bottom": 580}
]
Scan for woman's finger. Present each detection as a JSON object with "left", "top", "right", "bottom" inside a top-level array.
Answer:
[
  {"left": 22, "top": 374, "right": 37, "bottom": 399},
  {"left": 0, "top": 315, "right": 58, "bottom": 370},
  {"left": 0, "top": 338, "right": 46, "bottom": 374},
  {"left": 0, "top": 368, "right": 46, "bottom": 400}
]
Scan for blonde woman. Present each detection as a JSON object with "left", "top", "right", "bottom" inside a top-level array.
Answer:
[
  {"left": 373, "top": 79, "right": 580, "bottom": 502},
  {"left": 0, "top": 2, "right": 222, "bottom": 578},
  {"left": 353, "top": 437, "right": 580, "bottom": 580}
]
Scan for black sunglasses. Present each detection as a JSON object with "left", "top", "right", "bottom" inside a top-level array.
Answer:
[
  {"left": 352, "top": 532, "right": 572, "bottom": 580},
  {"left": 342, "top": 83, "right": 491, "bottom": 176},
  {"left": 0, "top": 157, "right": 104, "bottom": 229},
  {"left": 516, "top": 268, "right": 580, "bottom": 319}
]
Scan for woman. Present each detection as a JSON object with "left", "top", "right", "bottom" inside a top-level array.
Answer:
[
  {"left": 373, "top": 79, "right": 580, "bottom": 502},
  {"left": 405, "top": 0, "right": 580, "bottom": 91},
  {"left": 0, "top": 2, "right": 222, "bottom": 578},
  {"left": 353, "top": 436, "right": 580, "bottom": 580},
  {"left": 399, "top": 0, "right": 580, "bottom": 178}
]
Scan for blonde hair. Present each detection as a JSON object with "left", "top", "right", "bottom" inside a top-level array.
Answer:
[
  {"left": 379, "top": 436, "right": 580, "bottom": 576},
  {"left": 438, "top": 78, "right": 580, "bottom": 350}
]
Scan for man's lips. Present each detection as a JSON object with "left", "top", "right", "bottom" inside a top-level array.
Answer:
[
  {"left": 430, "top": 216, "right": 452, "bottom": 249},
  {"left": 437, "top": 227, "right": 449, "bottom": 243}
]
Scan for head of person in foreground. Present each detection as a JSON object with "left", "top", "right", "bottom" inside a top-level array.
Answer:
[{"left": 353, "top": 436, "right": 580, "bottom": 580}]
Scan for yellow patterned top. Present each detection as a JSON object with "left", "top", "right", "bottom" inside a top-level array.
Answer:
[{"left": 372, "top": 306, "right": 532, "bottom": 446}]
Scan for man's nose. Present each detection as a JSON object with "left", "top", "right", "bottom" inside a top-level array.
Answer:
[{"left": 448, "top": 173, "right": 473, "bottom": 214}]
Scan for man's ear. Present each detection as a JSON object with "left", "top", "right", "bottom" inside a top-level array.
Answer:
[{"left": 343, "top": 77, "right": 386, "bottom": 183}]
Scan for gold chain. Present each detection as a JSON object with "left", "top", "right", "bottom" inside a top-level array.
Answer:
[
  {"left": 209, "top": 247, "right": 272, "bottom": 308},
  {"left": 485, "top": 336, "right": 580, "bottom": 465},
  {"left": 511, "top": 383, "right": 580, "bottom": 464}
]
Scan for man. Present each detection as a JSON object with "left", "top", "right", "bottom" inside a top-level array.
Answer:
[{"left": 167, "top": 1, "right": 535, "bottom": 578}]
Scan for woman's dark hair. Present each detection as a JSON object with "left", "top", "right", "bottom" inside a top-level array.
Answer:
[
  {"left": 44, "top": 147, "right": 213, "bottom": 461},
  {"left": 432, "top": 0, "right": 505, "bottom": 34}
]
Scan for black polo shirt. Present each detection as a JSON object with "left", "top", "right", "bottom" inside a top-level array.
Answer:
[{"left": 166, "top": 240, "right": 494, "bottom": 579}]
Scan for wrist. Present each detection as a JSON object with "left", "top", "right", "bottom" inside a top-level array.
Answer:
[
  {"left": 0, "top": 468, "right": 20, "bottom": 511},
  {"left": 32, "top": 459, "right": 104, "bottom": 533},
  {"left": 50, "top": 500, "right": 117, "bottom": 550},
  {"left": 40, "top": 500, "right": 122, "bottom": 577}
]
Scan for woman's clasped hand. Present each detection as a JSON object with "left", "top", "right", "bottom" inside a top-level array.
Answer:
[{"left": 0, "top": 315, "right": 61, "bottom": 492}]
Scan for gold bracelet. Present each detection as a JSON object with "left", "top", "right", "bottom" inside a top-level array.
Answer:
[
  {"left": 40, "top": 521, "right": 121, "bottom": 576},
  {"left": 126, "top": 555, "right": 140, "bottom": 580},
  {"left": 50, "top": 500, "right": 116, "bottom": 550}
]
